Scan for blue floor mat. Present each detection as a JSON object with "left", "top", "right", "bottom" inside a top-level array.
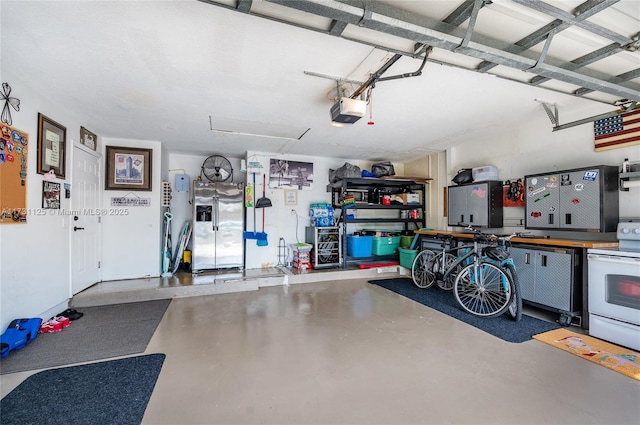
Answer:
[{"left": 369, "top": 278, "right": 560, "bottom": 343}]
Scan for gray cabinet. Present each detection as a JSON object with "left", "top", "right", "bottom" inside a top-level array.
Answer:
[
  {"left": 524, "top": 165, "right": 618, "bottom": 232},
  {"left": 447, "top": 181, "right": 503, "bottom": 228},
  {"left": 511, "top": 244, "right": 582, "bottom": 324}
]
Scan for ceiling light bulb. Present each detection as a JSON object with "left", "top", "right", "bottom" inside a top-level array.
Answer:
[{"left": 331, "top": 121, "right": 346, "bottom": 128}]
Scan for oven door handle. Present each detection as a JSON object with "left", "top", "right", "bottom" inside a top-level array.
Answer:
[{"left": 588, "top": 254, "right": 640, "bottom": 265}]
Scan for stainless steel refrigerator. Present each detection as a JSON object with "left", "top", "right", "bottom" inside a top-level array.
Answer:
[{"left": 192, "top": 181, "right": 244, "bottom": 272}]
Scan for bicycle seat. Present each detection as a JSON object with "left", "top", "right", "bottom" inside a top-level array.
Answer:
[{"left": 483, "top": 246, "right": 509, "bottom": 261}]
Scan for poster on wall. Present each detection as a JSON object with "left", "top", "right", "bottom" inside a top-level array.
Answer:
[
  {"left": 42, "top": 181, "right": 61, "bottom": 209},
  {"left": 503, "top": 179, "right": 524, "bottom": 207},
  {"left": 0, "top": 123, "right": 29, "bottom": 223},
  {"left": 268, "top": 159, "right": 313, "bottom": 190}
]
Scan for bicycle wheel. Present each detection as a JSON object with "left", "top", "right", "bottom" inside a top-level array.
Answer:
[
  {"left": 436, "top": 253, "right": 459, "bottom": 291},
  {"left": 453, "top": 262, "right": 514, "bottom": 318},
  {"left": 411, "top": 249, "right": 437, "bottom": 289},
  {"left": 503, "top": 263, "right": 522, "bottom": 321}
]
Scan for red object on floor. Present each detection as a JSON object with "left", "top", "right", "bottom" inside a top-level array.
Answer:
[
  {"left": 39, "top": 320, "right": 62, "bottom": 333},
  {"left": 358, "top": 262, "right": 399, "bottom": 269},
  {"left": 54, "top": 316, "right": 71, "bottom": 328}
]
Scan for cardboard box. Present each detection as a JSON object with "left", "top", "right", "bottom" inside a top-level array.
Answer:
[{"left": 399, "top": 193, "right": 420, "bottom": 205}]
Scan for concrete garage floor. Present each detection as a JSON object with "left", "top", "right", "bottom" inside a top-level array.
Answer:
[
  {"left": 2, "top": 275, "right": 639, "bottom": 424},
  {"left": 142, "top": 278, "right": 639, "bottom": 424}
]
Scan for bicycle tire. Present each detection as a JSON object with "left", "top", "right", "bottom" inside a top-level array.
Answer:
[
  {"left": 436, "top": 252, "right": 459, "bottom": 291},
  {"left": 411, "top": 249, "right": 437, "bottom": 289},
  {"left": 453, "top": 262, "right": 514, "bottom": 318},
  {"left": 503, "top": 263, "right": 522, "bottom": 321}
]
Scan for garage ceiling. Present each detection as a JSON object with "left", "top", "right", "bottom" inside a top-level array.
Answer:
[{"left": 2, "top": 0, "right": 639, "bottom": 162}]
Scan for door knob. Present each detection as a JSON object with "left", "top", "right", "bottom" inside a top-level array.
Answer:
[{"left": 73, "top": 226, "right": 85, "bottom": 231}]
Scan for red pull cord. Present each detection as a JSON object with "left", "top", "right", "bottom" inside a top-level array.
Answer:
[{"left": 367, "top": 88, "right": 374, "bottom": 126}]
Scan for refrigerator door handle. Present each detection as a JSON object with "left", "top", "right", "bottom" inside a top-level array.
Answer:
[{"left": 213, "top": 198, "right": 219, "bottom": 231}]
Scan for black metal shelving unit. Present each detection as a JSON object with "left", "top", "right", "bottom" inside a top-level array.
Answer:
[{"left": 329, "top": 178, "right": 427, "bottom": 268}]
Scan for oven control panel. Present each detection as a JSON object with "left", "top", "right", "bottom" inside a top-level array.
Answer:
[
  {"left": 617, "top": 222, "right": 640, "bottom": 251},
  {"left": 618, "top": 222, "right": 640, "bottom": 241}
]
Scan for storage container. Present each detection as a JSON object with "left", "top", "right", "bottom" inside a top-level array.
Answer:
[
  {"left": 372, "top": 236, "right": 401, "bottom": 255},
  {"left": 400, "top": 235, "right": 413, "bottom": 248},
  {"left": 347, "top": 235, "right": 373, "bottom": 257},
  {"left": 472, "top": 166, "right": 499, "bottom": 182},
  {"left": 398, "top": 248, "right": 418, "bottom": 269},
  {"left": 289, "top": 243, "right": 313, "bottom": 253}
]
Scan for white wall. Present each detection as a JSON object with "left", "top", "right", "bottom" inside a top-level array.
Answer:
[
  {"left": 441, "top": 102, "right": 640, "bottom": 236},
  {"left": 166, "top": 151, "right": 406, "bottom": 270},
  {"left": 100, "top": 138, "right": 164, "bottom": 280},
  {"left": 0, "top": 78, "right": 76, "bottom": 330}
]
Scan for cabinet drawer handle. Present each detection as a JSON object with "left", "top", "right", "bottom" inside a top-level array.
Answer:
[
  {"left": 525, "top": 253, "right": 530, "bottom": 264},
  {"left": 540, "top": 254, "right": 547, "bottom": 267},
  {"left": 548, "top": 213, "right": 554, "bottom": 225}
]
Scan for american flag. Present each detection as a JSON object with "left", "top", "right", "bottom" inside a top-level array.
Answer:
[{"left": 594, "top": 108, "right": 640, "bottom": 151}]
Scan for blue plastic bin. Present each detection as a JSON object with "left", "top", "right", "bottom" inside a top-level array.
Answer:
[{"left": 347, "top": 235, "right": 373, "bottom": 257}]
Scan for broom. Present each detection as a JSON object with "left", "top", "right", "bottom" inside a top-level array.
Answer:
[
  {"left": 255, "top": 174, "right": 271, "bottom": 246},
  {"left": 243, "top": 172, "right": 268, "bottom": 243}
]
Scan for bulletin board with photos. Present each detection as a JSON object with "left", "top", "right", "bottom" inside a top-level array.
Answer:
[{"left": 0, "top": 123, "right": 29, "bottom": 223}]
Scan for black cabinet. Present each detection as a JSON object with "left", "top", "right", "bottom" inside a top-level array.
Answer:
[
  {"left": 447, "top": 181, "right": 503, "bottom": 228},
  {"left": 330, "top": 178, "right": 426, "bottom": 267}
]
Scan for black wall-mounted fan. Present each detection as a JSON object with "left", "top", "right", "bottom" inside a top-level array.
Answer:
[{"left": 201, "top": 155, "right": 233, "bottom": 182}]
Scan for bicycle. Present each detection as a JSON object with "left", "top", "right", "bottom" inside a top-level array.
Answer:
[
  {"left": 441, "top": 224, "right": 519, "bottom": 319},
  {"left": 490, "top": 234, "right": 522, "bottom": 322},
  {"left": 411, "top": 234, "right": 462, "bottom": 290}
]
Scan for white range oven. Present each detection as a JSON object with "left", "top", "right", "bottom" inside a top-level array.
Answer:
[{"left": 587, "top": 222, "right": 640, "bottom": 351}]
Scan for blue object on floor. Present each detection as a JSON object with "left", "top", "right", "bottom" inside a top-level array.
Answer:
[{"left": 1, "top": 318, "right": 42, "bottom": 358}]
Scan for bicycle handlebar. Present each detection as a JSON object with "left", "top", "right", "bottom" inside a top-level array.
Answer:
[{"left": 456, "top": 222, "right": 528, "bottom": 244}]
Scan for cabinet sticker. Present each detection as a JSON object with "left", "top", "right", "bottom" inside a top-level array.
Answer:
[
  {"left": 583, "top": 170, "right": 598, "bottom": 181},
  {"left": 528, "top": 186, "right": 546, "bottom": 197},
  {"left": 471, "top": 186, "right": 486, "bottom": 198}
]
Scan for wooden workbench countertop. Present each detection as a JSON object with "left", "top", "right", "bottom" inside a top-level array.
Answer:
[{"left": 414, "top": 229, "right": 619, "bottom": 249}]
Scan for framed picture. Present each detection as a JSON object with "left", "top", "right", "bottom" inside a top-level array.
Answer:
[
  {"left": 105, "top": 146, "right": 153, "bottom": 191},
  {"left": 284, "top": 189, "right": 297, "bottom": 205},
  {"left": 80, "top": 126, "right": 97, "bottom": 151},
  {"left": 37, "top": 113, "right": 66, "bottom": 179},
  {"left": 42, "top": 181, "right": 61, "bottom": 209}
]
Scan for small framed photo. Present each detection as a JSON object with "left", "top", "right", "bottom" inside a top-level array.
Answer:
[
  {"left": 42, "top": 181, "right": 61, "bottom": 209},
  {"left": 37, "top": 113, "right": 66, "bottom": 179},
  {"left": 284, "top": 189, "right": 297, "bottom": 206},
  {"left": 80, "top": 126, "right": 97, "bottom": 151},
  {"left": 105, "top": 146, "right": 153, "bottom": 191}
]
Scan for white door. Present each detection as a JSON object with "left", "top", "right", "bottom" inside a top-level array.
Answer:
[{"left": 71, "top": 145, "right": 102, "bottom": 294}]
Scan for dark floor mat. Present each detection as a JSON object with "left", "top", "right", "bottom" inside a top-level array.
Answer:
[
  {"left": 369, "top": 278, "right": 560, "bottom": 343},
  {"left": 1, "top": 353, "right": 165, "bottom": 425},
  {"left": 0, "top": 299, "right": 170, "bottom": 374}
]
